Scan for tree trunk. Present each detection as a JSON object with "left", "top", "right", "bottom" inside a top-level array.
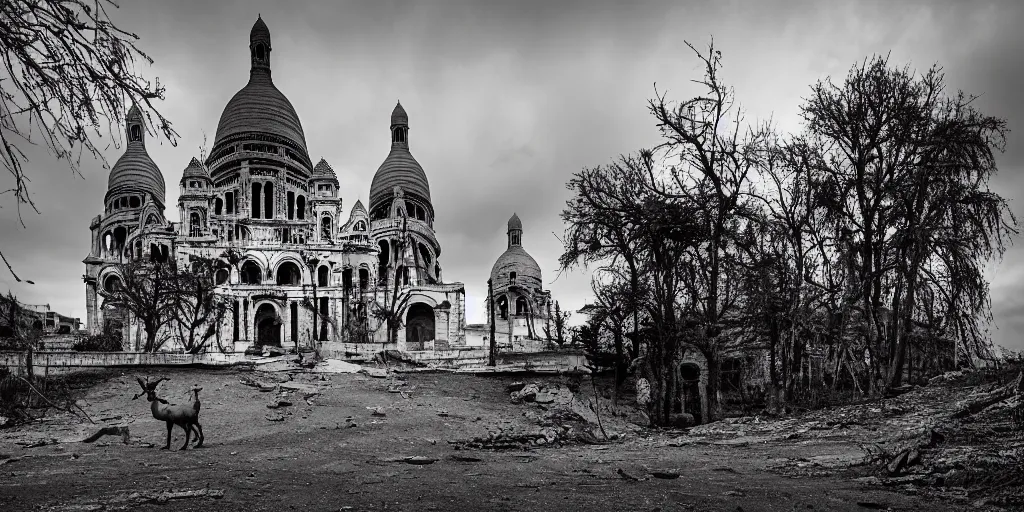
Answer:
[{"left": 705, "top": 350, "right": 723, "bottom": 423}]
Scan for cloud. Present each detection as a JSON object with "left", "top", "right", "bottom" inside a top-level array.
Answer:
[{"left": 1, "top": 0, "right": 1022, "bottom": 351}]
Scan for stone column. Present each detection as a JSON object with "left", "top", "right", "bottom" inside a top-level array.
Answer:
[{"left": 84, "top": 278, "right": 99, "bottom": 335}]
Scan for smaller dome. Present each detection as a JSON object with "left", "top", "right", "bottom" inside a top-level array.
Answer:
[
  {"left": 180, "top": 157, "right": 209, "bottom": 182},
  {"left": 250, "top": 15, "right": 270, "bottom": 44},
  {"left": 508, "top": 212, "right": 522, "bottom": 231},
  {"left": 391, "top": 101, "right": 408, "bottom": 126},
  {"left": 106, "top": 147, "right": 165, "bottom": 206},
  {"left": 490, "top": 245, "right": 543, "bottom": 290}
]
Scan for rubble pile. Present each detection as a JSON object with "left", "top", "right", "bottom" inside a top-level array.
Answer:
[
  {"left": 453, "top": 380, "right": 629, "bottom": 450},
  {"left": 686, "top": 366, "right": 1024, "bottom": 508}
]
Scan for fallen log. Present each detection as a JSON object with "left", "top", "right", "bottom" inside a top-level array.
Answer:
[
  {"left": 951, "top": 371, "right": 1022, "bottom": 420},
  {"left": 81, "top": 426, "right": 130, "bottom": 444}
]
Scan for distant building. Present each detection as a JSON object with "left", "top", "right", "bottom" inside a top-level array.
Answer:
[
  {"left": 0, "top": 295, "right": 81, "bottom": 337},
  {"left": 465, "top": 213, "right": 553, "bottom": 350}
]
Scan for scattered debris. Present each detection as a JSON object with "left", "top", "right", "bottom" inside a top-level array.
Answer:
[
  {"left": 650, "top": 471, "right": 680, "bottom": 479},
  {"left": 42, "top": 488, "right": 224, "bottom": 511},
  {"left": 312, "top": 359, "right": 363, "bottom": 374},
  {"left": 402, "top": 456, "right": 437, "bottom": 465},
  {"left": 368, "top": 406, "right": 386, "bottom": 417},
  {"left": 617, "top": 468, "right": 645, "bottom": 482},
  {"left": 362, "top": 368, "right": 388, "bottom": 379}
]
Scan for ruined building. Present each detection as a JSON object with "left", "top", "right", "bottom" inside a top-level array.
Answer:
[
  {"left": 82, "top": 16, "right": 476, "bottom": 353},
  {"left": 465, "top": 213, "right": 553, "bottom": 350}
]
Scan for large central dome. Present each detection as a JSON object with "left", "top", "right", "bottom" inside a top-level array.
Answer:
[{"left": 212, "top": 16, "right": 308, "bottom": 157}]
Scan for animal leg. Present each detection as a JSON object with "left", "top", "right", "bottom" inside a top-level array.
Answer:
[
  {"left": 162, "top": 422, "right": 172, "bottom": 450},
  {"left": 192, "top": 421, "right": 204, "bottom": 448},
  {"left": 179, "top": 423, "right": 191, "bottom": 450}
]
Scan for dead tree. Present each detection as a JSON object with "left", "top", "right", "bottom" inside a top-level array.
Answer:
[{"left": 0, "top": 0, "right": 178, "bottom": 278}]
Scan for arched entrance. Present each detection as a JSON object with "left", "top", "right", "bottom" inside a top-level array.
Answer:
[
  {"left": 255, "top": 303, "right": 281, "bottom": 347},
  {"left": 405, "top": 302, "right": 435, "bottom": 350},
  {"left": 679, "top": 362, "right": 702, "bottom": 424}
]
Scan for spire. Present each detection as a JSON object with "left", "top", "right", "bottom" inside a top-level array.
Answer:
[
  {"left": 126, "top": 104, "right": 145, "bottom": 147},
  {"left": 391, "top": 101, "right": 409, "bottom": 148},
  {"left": 507, "top": 212, "right": 522, "bottom": 248},
  {"left": 250, "top": 16, "right": 272, "bottom": 76}
]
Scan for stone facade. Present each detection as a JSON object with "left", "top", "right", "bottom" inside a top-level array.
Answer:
[{"left": 82, "top": 16, "right": 469, "bottom": 354}]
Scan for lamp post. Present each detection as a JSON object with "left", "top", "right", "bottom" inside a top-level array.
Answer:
[{"left": 488, "top": 278, "right": 496, "bottom": 367}]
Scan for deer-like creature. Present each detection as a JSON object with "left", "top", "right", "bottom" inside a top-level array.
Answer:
[{"left": 131, "top": 377, "right": 205, "bottom": 450}]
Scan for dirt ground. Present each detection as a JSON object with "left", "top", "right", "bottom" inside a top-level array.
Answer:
[{"left": 0, "top": 364, "right": 1009, "bottom": 511}]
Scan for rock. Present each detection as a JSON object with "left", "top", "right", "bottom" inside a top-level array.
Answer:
[
  {"left": 534, "top": 392, "right": 556, "bottom": 404},
  {"left": 368, "top": 406, "right": 386, "bottom": 417},
  {"left": 886, "top": 450, "right": 910, "bottom": 476},
  {"left": 280, "top": 383, "right": 321, "bottom": 394},
  {"left": 362, "top": 368, "right": 388, "bottom": 379},
  {"left": 511, "top": 384, "right": 540, "bottom": 403},
  {"left": 507, "top": 382, "right": 527, "bottom": 393},
  {"left": 651, "top": 471, "right": 681, "bottom": 479},
  {"left": 313, "top": 359, "right": 363, "bottom": 374}
]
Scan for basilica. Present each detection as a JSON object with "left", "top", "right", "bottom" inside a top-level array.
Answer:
[{"left": 82, "top": 16, "right": 553, "bottom": 355}]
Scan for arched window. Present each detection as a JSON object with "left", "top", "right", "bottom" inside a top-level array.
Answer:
[
  {"left": 225, "top": 191, "right": 235, "bottom": 214},
  {"left": 113, "top": 227, "right": 127, "bottom": 252},
  {"left": 103, "top": 275, "right": 122, "bottom": 293},
  {"left": 276, "top": 262, "right": 301, "bottom": 286},
  {"left": 321, "top": 215, "right": 332, "bottom": 241},
  {"left": 354, "top": 221, "right": 366, "bottom": 231},
  {"left": 342, "top": 268, "right": 353, "bottom": 290},
  {"left": 516, "top": 297, "right": 528, "bottom": 316},
  {"left": 129, "top": 196, "right": 141, "bottom": 208},
  {"left": 263, "top": 182, "right": 274, "bottom": 219},
  {"left": 287, "top": 191, "right": 295, "bottom": 220},
  {"left": 359, "top": 268, "right": 369, "bottom": 291},
  {"left": 251, "top": 183, "right": 262, "bottom": 218},
  {"left": 190, "top": 212, "right": 202, "bottom": 237},
  {"left": 317, "top": 265, "right": 329, "bottom": 287},
  {"left": 392, "top": 126, "right": 406, "bottom": 144},
  {"left": 240, "top": 260, "right": 262, "bottom": 285},
  {"left": 215, "top": 268, "right": 230, "bottom": 285},
  {"left": 214, "top": 198, "right": 223, "bottom": 215},
  {"left": 509, "top": 271, "right": 517, "bottom": 286},
  {"left": 497, "top": 296, "right": 509, "bottom": 320},
  {"left": 130, "top": 125, "right": 142, "bottom": 142},
  {"left": 296, "top": 195, "right": 305, "bottom": 220},
  {"left": 254, "top": 42, "right": 266, "bottom": 62},
  {"left": 377, "top": 240, "right": 390, "bottom": 278}
]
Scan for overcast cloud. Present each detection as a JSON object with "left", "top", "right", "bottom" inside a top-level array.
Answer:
[{"left": 2, "top": 0, "right": 1022, "bottom": 350}]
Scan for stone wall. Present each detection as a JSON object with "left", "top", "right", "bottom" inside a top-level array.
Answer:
[{"left": 0, "top": 350, "right": 252, "bottom": 377}]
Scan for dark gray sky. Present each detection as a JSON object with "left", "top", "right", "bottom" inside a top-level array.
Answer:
[{"left": 2, "top": 0, "right": 1023, "bottom": 350}]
